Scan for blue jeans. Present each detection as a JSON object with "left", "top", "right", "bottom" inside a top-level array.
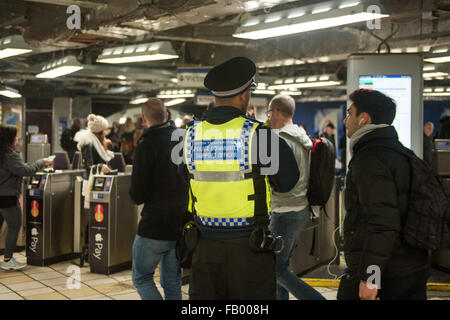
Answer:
[
  {"left": 269, "top": 208, "right": 326, "bottom": 300},
  {"left": 132, "top": 234, "right": 181, "bottom": 300}
]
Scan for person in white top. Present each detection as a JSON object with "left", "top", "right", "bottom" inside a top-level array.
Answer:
[{"left": 266, "top": 95, "right": 325, "bottom": 300}]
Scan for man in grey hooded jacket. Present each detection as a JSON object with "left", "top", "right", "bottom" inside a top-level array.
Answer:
[{"left": 266, "top": 95, "right": 325, "bottom": 300}]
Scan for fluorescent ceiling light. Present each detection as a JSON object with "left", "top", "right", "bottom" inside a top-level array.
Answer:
[
  {"left": 165, "top": 98, "right": 186, "bottom": 106},
  {"left": 35, "top": 55, "right": 83, "bottom": 78},
  {"left": 0, "top": 35, "right": 32, "bottom": 59},
  {"left": 280, "top": 91, "right": 302, "bottom": 96},
  {"left": 253, "top": 89, "right": 276, "bottom": 95},
  {"left": 0, "top": 87, "right": 22, "bottom": 98},
  {"left": 175, "top": 118, "right": 184, "bottom": 127},
  {"left": 432, "top": 48, "right": 448, "bottom": 54},
  {"left": 130, "top": 97, "right": 149, "bottom": 104},
  {"left": 424, "top": 92, "right": 450, "bottom": 96},
  {"left": 233, "top": 3, "right": 389, "bottom": 40},
  {"left": 157, "top": 89, "right": 195, "bottom": 99},
  {"left": 119, "top": 117, "right": 127, "bottom": 124},
  {"left": 423, "top": 72, "right": 449, "bottom": 78},
  {"left": 97, "top": 41, "right": 178, "bottom": 64},
  {"left": 36, "top": 66, "right": 83, "bottom": 78},
  {"left": 424, "top": 45, "right": 450, "bottom": 64},
  {"left": 157, "top": 93, "right": 195, "bottom": 99},
  {"left": 339, "top": 1, "right": 360, "bottom": 9},
  {"left": 312, "top": 7, "right": 331, "bottom": 14},
  {"left": 424, "top": 56, "right": 450, "bottom": 64},
  {"left": 265, "top": 14, "right": 282, "bottom": 23},
  {"left": 269, "top": 80, "right": 341, "bottom": 90},
  {"left": 97, "top": 54, "right": 179, "bottom": 64},
  {"left": 244, "top": 1, "right": 260, "bottom": 11},
  {"left": 0, "top": 48, "right": 32, "bottom": 59},
  {"left": 287, "top": 9, "right": 305, "bottom": 19}
]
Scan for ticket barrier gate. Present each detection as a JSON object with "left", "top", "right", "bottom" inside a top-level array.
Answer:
[
  {"left": 431, "top": 139, "right": 450, "bottom": 273},
  {"left": 25, "top": 170, "right": 84, "bottom": 265},
  {"left": 88, "top": 173, "right": 138, "bottom": 274}
]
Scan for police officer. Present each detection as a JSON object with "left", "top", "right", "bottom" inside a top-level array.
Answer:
[{"left": 182, "top": 57, "right": 300, "bottom": 299}]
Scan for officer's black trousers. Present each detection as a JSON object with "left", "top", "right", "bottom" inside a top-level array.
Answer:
[{"left": 188, "top": 236, "right": 276, "bottom": 300}]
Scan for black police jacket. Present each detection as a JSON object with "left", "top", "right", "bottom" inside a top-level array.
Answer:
[
  {"left": 129, "top": 120, "right": 189, "bottom": 241},
  {"left": 344, "top": 126, "right": 429, "bottom": 282}
]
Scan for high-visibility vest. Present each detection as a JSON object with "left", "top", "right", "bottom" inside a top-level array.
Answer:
[{"left": 184, "top": 116, "right": 272, "bottom": 228}]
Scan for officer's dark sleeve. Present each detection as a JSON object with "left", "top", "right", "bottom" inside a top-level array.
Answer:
[
  {"left": 254, "top": 126, "right": 299, "bottom": 193},
  {"left": 129, "top": 143, "right": 153, "bottom": 205}
]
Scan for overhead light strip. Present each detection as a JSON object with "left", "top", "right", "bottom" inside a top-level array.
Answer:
[
  {"left": 423, "top": 87, "right": 450, "bottom": 96},
  {"left": 268, "top": 75, "right": 341, "bottom": 90},
  {"left": 130, "top": 97, "right": 149, "bottom": 104},
  {"left": 233, "top": 2, "right": 388, "bottom": 40},
  {"left": 0, "top": 86, "right": 22, "bottom": 98},
  {"left": 424, "top": 45, "right": 450, "bottom": 64},
  {"left": 97, "top": 41, "right": 179, "bottom": 64},
  {"left": 157, "top": 89, "right": 195, "bottom": 99},
  {"left": 165, "top": 98, "right": 186, "bottom": 106},
  {"left": 35, "top": 55, "right": 84, "bottom": 78},
  {"left": 0, "top": 35, "right": 32, "bottom": 59}
]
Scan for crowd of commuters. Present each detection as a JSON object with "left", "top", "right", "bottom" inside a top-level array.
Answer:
[
  {"left": 124, "top": 56, "right": 447, "bottom": 301},
  {"left": 61, "top": 116, "right": 148, "bottom": 165},
  {"left": 1, "top": 55, "right": 449, "bottom": 300}
]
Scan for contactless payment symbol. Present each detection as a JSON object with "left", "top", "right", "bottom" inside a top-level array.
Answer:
[
  {"left": 30, "top": 200, "right": 39, "bottom": 217},
  {"left": 94, "top": 204, "right": 104, "bottom": 222}
]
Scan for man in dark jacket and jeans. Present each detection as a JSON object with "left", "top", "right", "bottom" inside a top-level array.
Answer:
[
  {"left": 338, "top": 89, "right": 430, "bottom": 300},
  {"left": 130, "top": 98, "right": 188, "bottom": 300}
]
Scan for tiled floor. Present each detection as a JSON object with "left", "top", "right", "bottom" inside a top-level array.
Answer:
[
  {"left": 0, "top": 251, "right": 140, "bottom": 300},
  {"left": 0, "top": 251, "right": 447, "bottom": 300}
]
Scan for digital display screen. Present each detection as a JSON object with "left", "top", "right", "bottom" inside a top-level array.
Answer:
[
  {"left": 359, "top": 75, "right": 412, "bottom": 148},
  {"left": 31, "top": 175, "right": 40, "bottom": 185},
  {"left": 94, "top": 178, "right": 105, "bottom": 188},
  {"left": 31, "top": 135, "right": 43, "bottom": 143}
]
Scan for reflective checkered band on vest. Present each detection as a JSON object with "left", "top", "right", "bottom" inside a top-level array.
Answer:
[
  {"left": 186, "top": 122, "right": 197, "bottom": 171},
  {"left": 197, "top": 215, "right": 253, "bottom": 227},
  {"left": 239, "top": 119, "right": 254, "bottom": 172}
]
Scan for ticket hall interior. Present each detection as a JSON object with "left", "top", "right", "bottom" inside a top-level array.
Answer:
[{"left": 0, "top": 0, "right": 449, "bottom": 300}]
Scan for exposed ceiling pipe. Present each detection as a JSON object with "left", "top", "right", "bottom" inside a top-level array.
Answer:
[
  {"left": 122, "top": 0, "right": 300, "bottom": 33},
  {"left": 151, "top": 34, "right": 249, "bottom": 47},
  {"left": 23, "top": 0, "right": 107, "bottom": 9}
]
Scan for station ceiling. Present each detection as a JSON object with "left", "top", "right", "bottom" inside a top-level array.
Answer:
[{"left": 1, "top": 0, "right": 450, "bottom": 104}]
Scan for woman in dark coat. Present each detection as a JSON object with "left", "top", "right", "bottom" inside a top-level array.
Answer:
[{"left": 0, "top": 125, "right": 52, "bottom": 270}]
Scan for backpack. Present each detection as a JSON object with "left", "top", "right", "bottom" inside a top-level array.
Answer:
[
  {"left": 363, "top": 143, "right": 450, "bottom": 250},
  {"left": 307, "top": 137, "right": 336, "bottom": 206},
  {"left": 394, "top": 146, "right": 449, "bottom": 250}
]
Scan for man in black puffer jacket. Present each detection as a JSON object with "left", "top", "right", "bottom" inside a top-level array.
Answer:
[
  {"left": 338, "top": 89, "right": 429, "bottom": 300},
  {"left": 129, "top": 98, "right": 189, "bottom": 300}
]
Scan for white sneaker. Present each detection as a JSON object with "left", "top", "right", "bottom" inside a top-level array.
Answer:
[{"left": 0, "top": 258, "right": 27, "bottom": 271}]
